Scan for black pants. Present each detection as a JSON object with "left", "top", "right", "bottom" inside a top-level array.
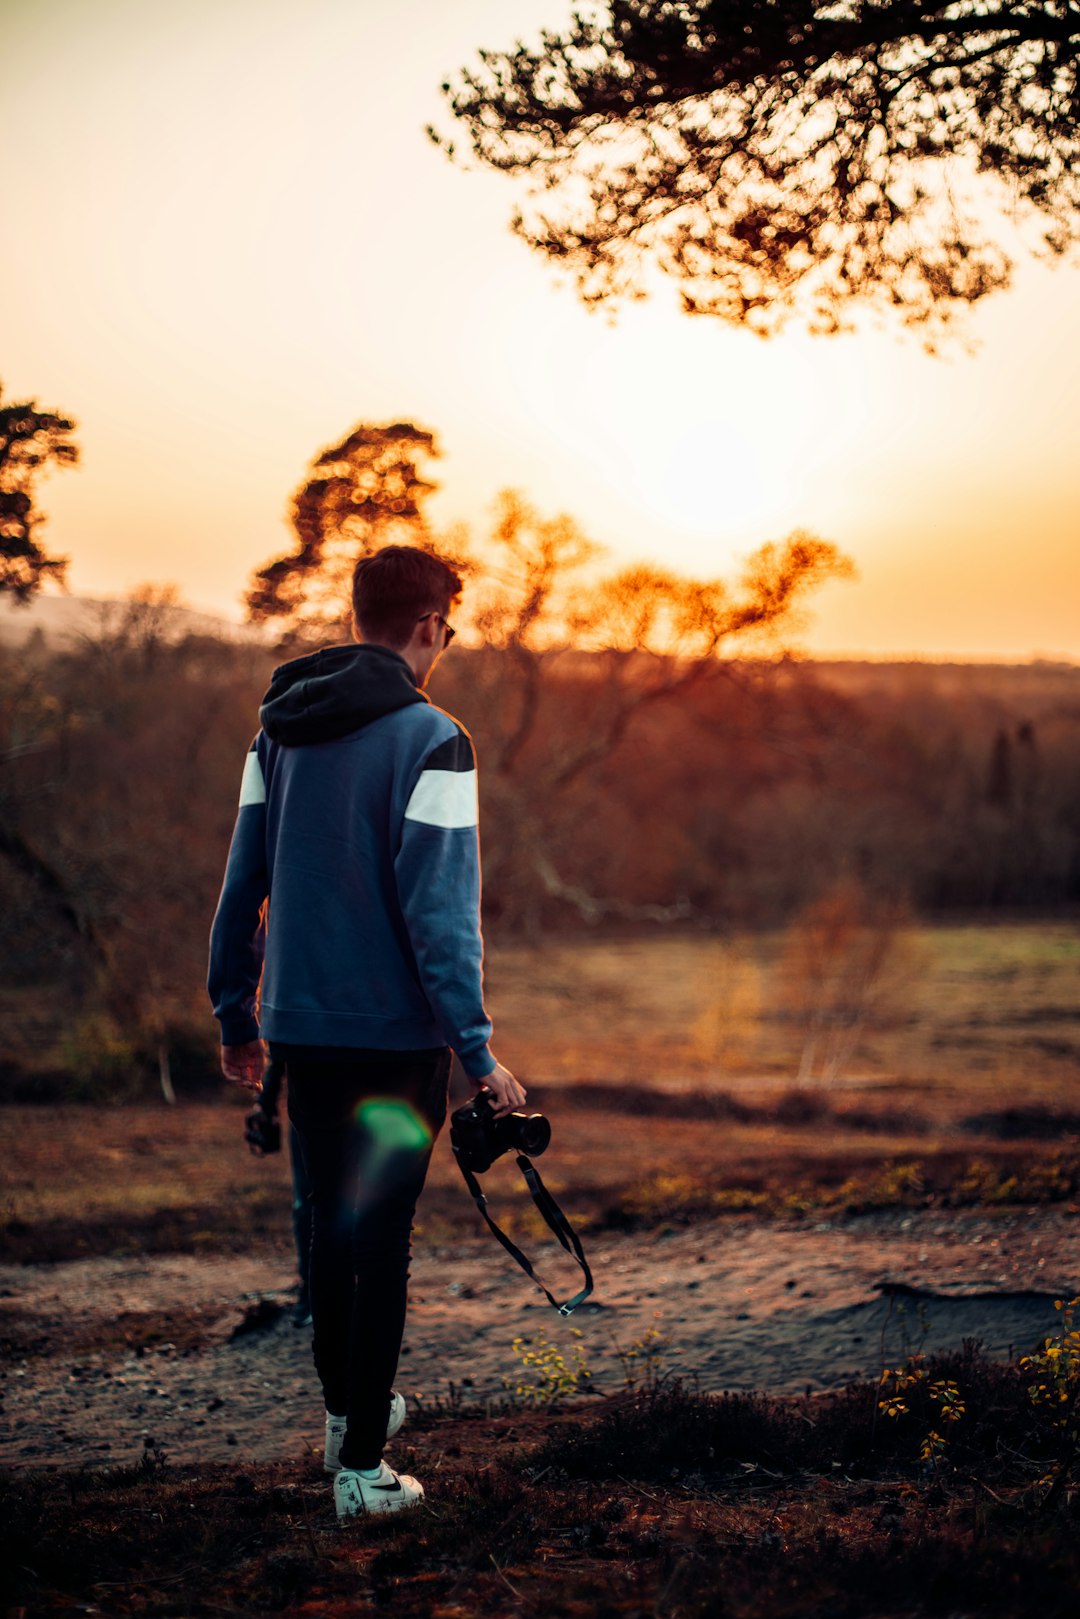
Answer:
[{"left": 277, "top": 1043, "right": 451, "bottom": 1471}]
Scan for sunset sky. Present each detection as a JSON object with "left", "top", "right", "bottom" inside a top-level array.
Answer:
[{"left": 3, "top": 0, "right": 1078, "bottom": 660}]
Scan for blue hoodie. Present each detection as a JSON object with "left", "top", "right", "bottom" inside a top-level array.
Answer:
[{"left": 208, "top": 643, "right": 495, "bottom": 1080}]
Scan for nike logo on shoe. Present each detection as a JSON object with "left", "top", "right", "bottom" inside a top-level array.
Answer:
[{"left": 371, "top": 1480, "right": 403, "bottom": 1493}]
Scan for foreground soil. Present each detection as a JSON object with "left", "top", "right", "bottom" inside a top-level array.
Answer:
[
  {"left": 4, "top": 1085, "right": 1080, "bottom": 1616},
  {"left": 3, "top": 1205, "right": 1078, "bottom": 1472},
  {"left": 4, "top": 1373, "right": 1080, "bottom": 1619}
]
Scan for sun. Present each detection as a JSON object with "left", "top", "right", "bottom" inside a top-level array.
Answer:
[{"left": 627, "top": 418, "right": 782, "bottom": 543}]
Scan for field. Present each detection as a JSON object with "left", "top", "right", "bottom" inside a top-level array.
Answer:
[
  {"left": 488, "top": 921, "right": 1080, "bottom": 1101},
  {"left": 3, "top": 923, "right": 1080, "bottom": 1616}
]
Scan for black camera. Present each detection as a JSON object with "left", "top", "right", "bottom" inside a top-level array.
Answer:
[
  {"left": 450, "top": 1089, "right": 551, "bottom": 1174},
  {"left": 449, "top": 1088, "right": 592, "bottom": 1315},
  {"left": 244, "top": 1104, "right": 281, "bottom": 1156}
]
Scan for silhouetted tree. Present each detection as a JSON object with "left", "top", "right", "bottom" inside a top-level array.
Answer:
[
  {"left": 249, "top": 415, "right": 854, "bottom": 925},
  {"left": 438, "top": 489, "right": 852, "bottom": 927},
  {"left": 464, "top": 488, "right": 851, "bottom": 789},
  {"left": 436, "top": 0, "right": 1080, "bottom": 336},
  {"left": 0, "top": 384, "right": 77, "bottom": 599},
  {"left": 246, "top": 423, "right": 440, "bottom": 635}
]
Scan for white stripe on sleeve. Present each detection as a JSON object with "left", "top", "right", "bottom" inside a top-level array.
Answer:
[
  {"left": 238, "top": 751, "right": 266, "bottom": 807},
  {"left": 404, "top": 768, "right": 478, "bottom": 829}
]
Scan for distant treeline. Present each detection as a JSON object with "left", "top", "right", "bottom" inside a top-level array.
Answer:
[
  {"left": 1, "top": 603, "right": 1078, "bottom": 1088},
  {"left": 441, "top": 648, "right": 1080, "bottom": 928}
]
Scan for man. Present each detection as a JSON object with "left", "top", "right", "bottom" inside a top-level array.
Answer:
[{"left": 208, "top": 545, "right": 524, "bottom": 1519}]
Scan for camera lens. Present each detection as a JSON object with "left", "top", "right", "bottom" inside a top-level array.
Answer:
[{"left": 514, "top": 1112, "right": 551, "bottom": 1158}]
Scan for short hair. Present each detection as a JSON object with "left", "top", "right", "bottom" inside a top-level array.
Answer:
[{"left": 351, "top": 545, "right": 462, "bottom": 649}]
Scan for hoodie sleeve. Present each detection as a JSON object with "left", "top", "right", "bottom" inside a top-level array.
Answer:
[
  {"left": 208, "top": 741, "right": 269, "bottom": 1046},
  {"left": 394, "top": 726, "right": 495, "bottom": 1080}
]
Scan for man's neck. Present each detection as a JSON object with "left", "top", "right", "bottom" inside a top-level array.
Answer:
[{"left": 358, "top": 638, "right": 425, "bottom": 688}]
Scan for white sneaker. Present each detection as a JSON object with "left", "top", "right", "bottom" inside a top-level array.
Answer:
[
  {"left": 334, "top": 1460, "right": 424, "bottom": 1518},
  {"left": 323, "top": 1392, "right": 406, "bottom": 1473}
]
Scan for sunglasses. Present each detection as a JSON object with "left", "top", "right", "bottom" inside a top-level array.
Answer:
[{"left": 418, "top": 612, "right": 455, "bottom": 644}]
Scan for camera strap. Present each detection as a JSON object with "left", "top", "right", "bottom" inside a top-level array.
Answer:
[{"left": 453, "top": 1151, "right": 593, "bottom": 1317}]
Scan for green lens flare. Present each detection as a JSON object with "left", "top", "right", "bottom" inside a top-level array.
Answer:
[{"left": 354, "top": 1098, "right": 433, "bottom": 1154}]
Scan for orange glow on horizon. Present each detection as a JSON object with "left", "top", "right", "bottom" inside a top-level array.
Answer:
[{"left": 1, "top": 0, "right": 1078, "bottom": 663}]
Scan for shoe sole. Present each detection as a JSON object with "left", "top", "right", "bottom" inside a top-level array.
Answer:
[
  {"left": 335, "top": 1477, "right": 424, "bottom": 1519},
  {"left": 335, "top": 1490, "right": 424, "bottom": 1519}
]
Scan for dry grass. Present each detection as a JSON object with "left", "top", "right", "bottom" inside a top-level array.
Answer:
[
  {"left": 488, "top": 921, "right": 1080, "bottom": 1115},
  {"left": 4, "top": 1363, "right": 1080, "bottom": 1618},
  {"left": 4, "top": 924, "right": 1080, "bottom": 1264},
  {"left": 3, "top": 1085, "right": 1078, "bottom": 1268},
  {"left": 4, "top": 922, "right": 1079, "bottom": 1118}
]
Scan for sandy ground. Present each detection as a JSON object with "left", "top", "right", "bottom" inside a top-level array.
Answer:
[{"left": 2, "top": 1205, "right": 1078, "bottom": 1472}]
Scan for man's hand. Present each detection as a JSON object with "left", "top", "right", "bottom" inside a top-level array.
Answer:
[
  {"left": 221, "top": 1040, "right": 266, "bottom": 1091},
  {"left": 481, "top": 1061, "right": 526, "bottom": 1119}
]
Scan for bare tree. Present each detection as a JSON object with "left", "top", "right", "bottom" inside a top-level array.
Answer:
[
  {"left": 435, "top": 0, "right": 1080, "bottom": 337},
  {"left": 461, "top": 489, "right": 851, "bottom": 792},
  {"left": 777, "top": 881, "right": 920, "bottom": 1083},
  {"left": 438, "top": 490, "right": 853, "bottom": 927},
  {"left": 0, "top": 591, "right": 268, "bottom": 1099}
]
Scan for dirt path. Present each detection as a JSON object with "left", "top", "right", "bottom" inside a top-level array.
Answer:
[{"left": 2, "top": 1206, "right": 1078, "bottom": 1471}]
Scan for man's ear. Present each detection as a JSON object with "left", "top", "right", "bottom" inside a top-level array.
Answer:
[{"left": 417, "top": 612, "right": 439, "bottom": 648}]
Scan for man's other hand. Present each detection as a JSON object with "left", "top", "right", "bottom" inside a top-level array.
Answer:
[
  {"left": 221, "top": 1040, "right": 266, "bottom": 1090},
  {"left": 482, "top": 1061, "right": 526, "bottom": 1118}
]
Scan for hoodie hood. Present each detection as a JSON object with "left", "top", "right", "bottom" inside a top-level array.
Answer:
[{"left": 259, "top": 643, "right": 427, "bottom": 746}]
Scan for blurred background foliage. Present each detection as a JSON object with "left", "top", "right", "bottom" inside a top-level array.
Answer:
[
  {"left": 2, "top": 419, "right": 1078, "bottom": 1101},
  {"left": 2, "top": 594, "right": 1078, "bottom": 1102}
]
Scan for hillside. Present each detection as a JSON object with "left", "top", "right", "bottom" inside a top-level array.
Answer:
[{"left": 0, "top": 592, "right": 245, "bottom": 648}]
